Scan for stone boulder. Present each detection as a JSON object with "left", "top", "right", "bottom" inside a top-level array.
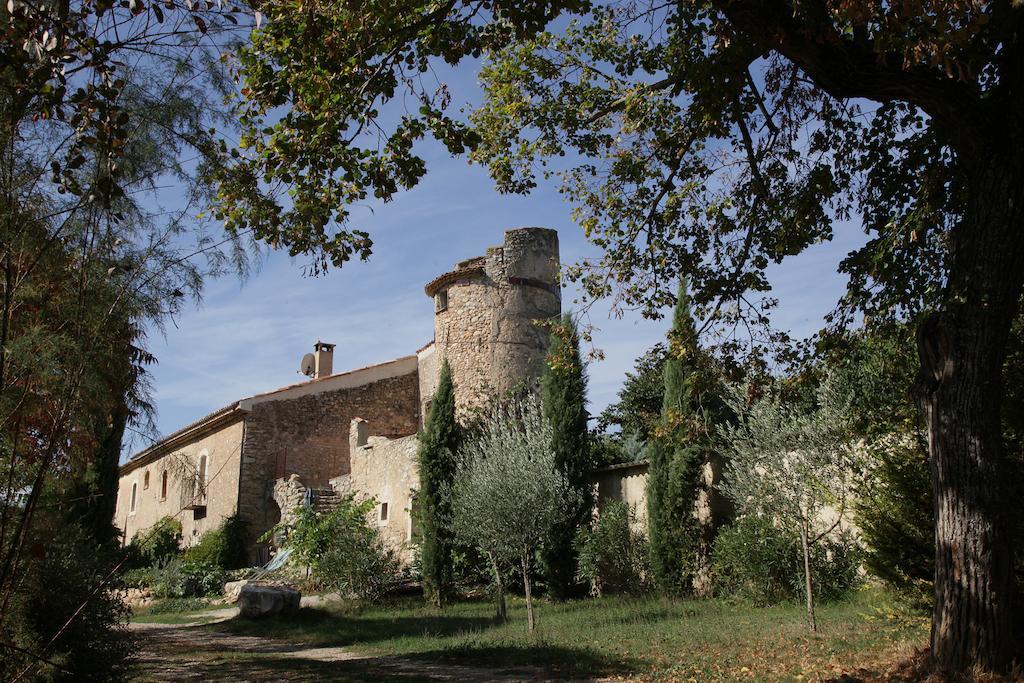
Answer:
[
  {"left": 237, "top": 584, "right": 301, "bottom": 619},
  {"left": 223, "top": 579, "right": 251, "bottom": 604}
]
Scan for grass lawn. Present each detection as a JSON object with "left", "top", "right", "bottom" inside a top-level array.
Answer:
[
  {"left": 199, "top": 588, "right": 927, "bottom": 681},
  {"left": 132, "top": 598, "right": 233, "bottom": 624}
]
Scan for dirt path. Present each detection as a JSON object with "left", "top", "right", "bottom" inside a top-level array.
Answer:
[{"left": 129, "top": 613, "right": 551, "bottom": 682}]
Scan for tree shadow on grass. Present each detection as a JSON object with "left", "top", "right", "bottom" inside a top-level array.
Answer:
[
  {"left": 191, "top": 646, "right": 631, "bottom": 681},
  {"left": 401, "top": 643, "right": 639, "bottom": 679},
  {"left": 212, "top": 607, "right": 499, "bottom": 647}
]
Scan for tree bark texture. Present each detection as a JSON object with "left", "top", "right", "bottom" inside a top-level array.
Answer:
[
  {"left": 521, "top": 555, "right": 535, "bottom": 634},
  {"left": 799, "top": 522, "right": 816, "bottom": 633},
  {"left": 490, "top": 552, "right": 506, "bottom": 622},
  {"left": 916, "top": 159, "right": 1024, "bottom": 673}
]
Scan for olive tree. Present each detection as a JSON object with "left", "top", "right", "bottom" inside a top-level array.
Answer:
[
  {"left": 719, "top": 374, "right": 856, "bottom": 632},
  {"left": 449, "top": 396, "right": 579, "bottom": 633}
]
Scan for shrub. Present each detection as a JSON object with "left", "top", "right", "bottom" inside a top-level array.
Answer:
[
  {"left": 274, "top": 494, "right": 402, "bottom": 602},
  {"left": 712, "top": 515, "right": 862, "bottom": 605},
  {"left": 2, "top": 521, "right": 133, "bottom": 681},
  {"left": 180, "top": 561, "right": 226, "bottom": 597},
  {"left": 129, "top": 515, "right": 182, "bottom": 567},
  {"left": 181, "top": 515, "right": 250, "bottom": 570},
  {"left": 575, "top": 501, "right": 650, "bottom": 596},
  {"left": 149, "top": 557, "right": 185, "bottom": 598},
  {"left": 122, "top": 566, "right": 157, "bottom": 590},
  {"left": 146, "top": 557, "right": 225, "bottom": 598}
]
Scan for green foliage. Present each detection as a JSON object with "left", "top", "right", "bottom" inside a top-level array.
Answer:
[
  {"left": 1, "top": 521, "right": 133, "bottom": 681},
  {"left": 712, "top": 515, "right": 861, "bottom": 606},
  {"left": 647, "top": 280, "right": 725, "bottom": 594},
  {"left": 130, "top": 516, "right": 183, "bottom": 567},
  {"left": 137, "top": 557, "right": 225, "bottom": 598},
  {"left": 598, "top": 343, "right": 667, "bottom": 442},
  {"left": 181, "top": 515, "right": 250, "bottom": 570},
  {"left": 180, "top": 561, "right": 228, "bottom": 598},
  {"left": 575, "top": 502, "right": 650, "bottom": 596},
  {"left": 146, "top": 597, "right": 213, "bottom": 615},
  {"left": 417, "top": 359, "right": 460, "bottom": 607},
  {"left": 451, "top": 395, "right": 581, "bottom": 631},
  {"left": 541, "top": 315, "right": 592, "bottom": 600},
  {"left": 278, "top": 496, "right": 401, "bottom": 602}
]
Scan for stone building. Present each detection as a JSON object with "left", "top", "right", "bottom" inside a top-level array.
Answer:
[{"left": 114, "top": 228, "right": 562, "bottom": 563}]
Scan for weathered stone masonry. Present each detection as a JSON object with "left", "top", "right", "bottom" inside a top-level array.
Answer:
[
  {"left": 237, "top": 366, "right": 420, "bottom": 553},
  {"left": 115, "top": 227, "right": 563, "bottom": 563}
]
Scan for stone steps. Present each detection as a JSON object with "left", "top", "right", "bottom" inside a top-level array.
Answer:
[{"left": 308, "top": 488, "right": 342, "bottom": 514}]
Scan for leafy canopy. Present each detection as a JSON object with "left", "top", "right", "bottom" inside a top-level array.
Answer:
[{"left": 221, "top": 1, "right": 1010, "bottom": 357}]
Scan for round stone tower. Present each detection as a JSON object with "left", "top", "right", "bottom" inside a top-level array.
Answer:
[{"left": 423, "top": 227, "right": 561, "bottom": 414}]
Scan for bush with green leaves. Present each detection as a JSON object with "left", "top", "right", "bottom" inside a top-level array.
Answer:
[
  {"left": 273, "top": 494, "right": 401, "bottom": 602},
  {"left": 129, "top": 515, "right": 182, "bottom": 567},
  {"left": 575, "top": 501, "right": 650, "bottom": 596},
  {"left": 180, "top": 561, "right": 227, "bottom": 597},
  {"left": 712, "top": 515, "right": 862, "bottom": 606},
  {"left": 144, "top": 557, "right": 225, "bottom": 598},
  {"left": 181, "top": 515, "right": 249, "bottom": 570},
  {"left": 2, "top": 521, "right": 133, "bottom": 681}
]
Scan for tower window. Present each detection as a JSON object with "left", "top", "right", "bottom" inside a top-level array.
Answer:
[
  {"left": 435, "top": 289, "right": 448, "bottom": 312},
  {"left": 143, "top": 470, "right": 150, "bottom": 490},
  {"left": 160, "top": 471, "right": 168, "bottom": 501},
  {"left": 130, "top": 482, "right": 138, "bottom": 513},
  {"left": 380, "top": 502, "right": 389, "bottom": 522}
]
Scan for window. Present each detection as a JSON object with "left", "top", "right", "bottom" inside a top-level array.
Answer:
[
  {"left": 143, "top": 470, "right": 150, "bottom": 490},
  {"left": 160, "top": 471, "right": 168, "bottom": 501},
  {"left": 274, "top": 451, "right": 287, "bottom": 479},
  {"left": 435, "top": 289, "right": 448, "bottom": 312},
  {"left": 380, "top": 502, "right": 389, "bottom": 522},
  {"left": 129, "top": 482, "right": 137, "bottom": 513}
]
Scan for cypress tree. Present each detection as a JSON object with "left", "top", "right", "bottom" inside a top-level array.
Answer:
[
  {"left": 417, "top": 359, "right": 459, "bottom": 607},
  {"left": 540, "top": 314, "right": 591, "bottom": 600},
  {"left": 647, "top": 279, "right": 723, "bottom": 595}
]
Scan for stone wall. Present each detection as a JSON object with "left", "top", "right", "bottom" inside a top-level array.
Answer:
[
  {"left": 592, "top": 461, "right": 650, "bottom": 534},
  {"left": 236, "top": 369, "right": 421, "bottom": 559},
  {"left": 427, "top": 227, "right": 561, "bottom": 415},
  {"left": 348, "top": 418, "right": 420, "bottom": 564},
  {"left": 114, "top": 417, "right": 245, "bottom": 547},
  {"left": 416, "top": 342, "right": 439, "bottom": 425}
]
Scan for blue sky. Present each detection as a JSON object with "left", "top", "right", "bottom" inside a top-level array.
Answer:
[{"left": 134, "top": 57, "right": 869, "bottom": 455}]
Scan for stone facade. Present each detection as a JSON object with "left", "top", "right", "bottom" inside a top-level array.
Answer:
[
  {"left": 592, "top": 461, "right": 650, "bottom": 534},
  {"left": 115, "top": 408, "right": 245, "bottom": 546},
  {"left": 426, "top": 227, "right": 561, "bottom": 415},
  {"left": 237, "top": 361, "right": 421, "bottom": 556},
  {"left": 346, "top": 419, "right": 420, "bottom": 563},
  {"left": 115, "top": 227, "right": 563, "bottom": 564}
]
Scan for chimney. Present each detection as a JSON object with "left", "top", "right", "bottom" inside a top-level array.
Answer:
[{"left": 313, "top": 340, "right": 335, "bottom": 379}]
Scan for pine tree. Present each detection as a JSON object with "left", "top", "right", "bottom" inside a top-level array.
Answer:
[
  {"left": 647, "top": 279, "right": 726, "bottom": 595},
  {"left": 540, "top": 314, "right": 592, "bottom": 600},
  {"left": 417, "top": 359, "right": 460, "bottom": 607}
]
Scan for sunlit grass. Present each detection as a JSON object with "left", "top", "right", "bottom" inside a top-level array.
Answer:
[{"left": 204, "top": 587, "right": 927, "bottom": 680}]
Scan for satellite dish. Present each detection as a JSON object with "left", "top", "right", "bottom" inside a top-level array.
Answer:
[{"left": 300, "top": 353, "right": 316, "bottom": 377}]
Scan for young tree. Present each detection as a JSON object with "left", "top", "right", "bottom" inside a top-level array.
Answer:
[
  {"left": 720, "top": 374, "right": 857, "bottom": 632},
  {"left": 417, "top": 360, "right": 460, "bottom": 607},
  {"left": 648, "top": 280, "right": 726, "bottom": 595},
  {"left": 450, "top": 396, "right": 578, "bottom": 633},
  {"left": 540, "top": 314, "right": 591, "bottom": 600}
]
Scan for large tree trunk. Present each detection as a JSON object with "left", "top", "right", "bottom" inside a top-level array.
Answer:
[{"left": 915, "top": 159, "right": 1024, "bottom": 674}]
